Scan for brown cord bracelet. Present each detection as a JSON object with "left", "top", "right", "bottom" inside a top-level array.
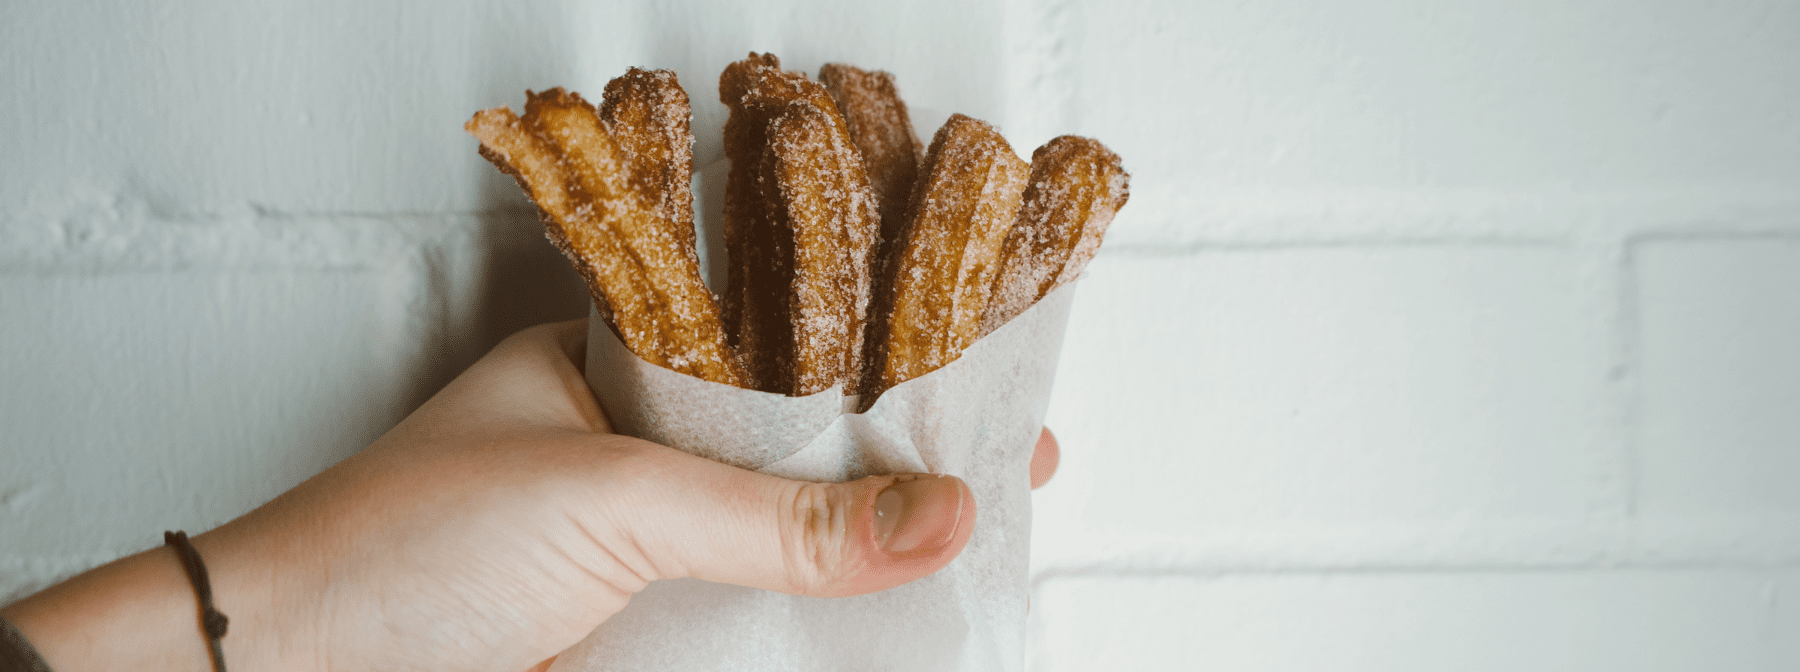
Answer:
[
  {"left": 164, "top": 531, "right": 229, "bottom": 672},
  {"left": 0, "top": 613, "right": 54, "bottom": 672}
]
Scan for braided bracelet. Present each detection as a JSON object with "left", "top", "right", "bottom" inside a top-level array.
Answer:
[{"left": 164, "top": 531, "right": 229, "bottom": 672}]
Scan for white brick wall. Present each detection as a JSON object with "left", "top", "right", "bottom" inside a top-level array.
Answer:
[
  {"left": 4, "top": 1, "right": 1798, "bottom": 669},
  {"left": 1030, "top": 571, "right": 1800, "bottom": 671},
  {"left": 1635, "top": 241, "right": 1800, "bottom": 560}
]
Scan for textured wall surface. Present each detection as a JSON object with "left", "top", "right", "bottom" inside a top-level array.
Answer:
[{"left": 4, "top": 1, "right": 1799, "bottom": 669}]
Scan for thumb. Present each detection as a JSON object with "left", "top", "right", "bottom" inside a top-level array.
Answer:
[{"left": 613, "top": 441, "right": 976, "bottom": 598}]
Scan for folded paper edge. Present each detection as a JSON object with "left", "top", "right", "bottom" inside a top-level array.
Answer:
[{"left": 584, "top": 283, "right": 1078, "bottom": 469}]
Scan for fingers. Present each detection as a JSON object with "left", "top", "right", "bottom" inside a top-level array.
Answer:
[
  {"left": 603, "top": 440, "right": 975, "bottom": 598},
  {"left": 542, "top": 317, "right": 590, "bottom": 366},
  {"left": 1031, "top": 427, "right": 1059, "bottom": 490},
  {"left": 403, "top": 320, "right": 611, "bottom": 438}
]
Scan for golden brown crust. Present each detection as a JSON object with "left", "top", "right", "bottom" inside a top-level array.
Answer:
[
  {"left": 718, "top": 53, "right": 803, "bottom": 391},
  {"left": 468, "top": 57, "right": 1124, "bottom": 399},
  {"left": 599, "top": 68, "right": 699, "bottom": 268},
  {"left": 719, "top": 53, "right": 877, "bottom": 395},
  {"left": 980, "top": 135, "right": 1129, "bottom": 335},
  {"left": 466, "top": 80, "right": 742, "bottom": 386},
  {"left": 818, "top": 63, "right": 923, "bottom": 243},
  {"left": 862, "top": 114, "right": 1030, "bottom": 397},
  {"left": 765, "top": 100, "right": 882, "bottom": 395}
]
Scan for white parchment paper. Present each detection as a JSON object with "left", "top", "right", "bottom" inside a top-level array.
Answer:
[{"left": 547, "top": 282, "right": 1075, "bottom": 672}]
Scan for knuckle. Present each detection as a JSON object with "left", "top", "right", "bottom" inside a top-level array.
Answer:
[{"left": 779, "top": 481, "right": 856, "bottom": 596}]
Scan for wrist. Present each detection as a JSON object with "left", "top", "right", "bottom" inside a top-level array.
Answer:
[
  {"left": 191, "top": 521, "right": 328, "bottom": 672},
  {"left": 0, "top": 527, "right": 327, "bottom": 672},
  {"left": 1, "top": 544, "right": 219, "bottom": 671}
]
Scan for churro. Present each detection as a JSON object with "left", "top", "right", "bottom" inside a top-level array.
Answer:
[
  {"left": 720, "top": 53, "right": 878, "bottom": 395},
  {"left": 764, "top": 100, "right": 882, "bottom": 395},
  {"left": 468, "top": 56, "right": 1126, "bottom": 404},
  {"left": 599, "top": 68, "right": 699, "bottom": 268},
  {"left": 861, "top": 114, "right": 1030, "bottom": 396},
  {"left": 980, "top": 135, "right": 1129, "bottom": 335},
  {"left": 466, "top": 74, "right": 742, "bottom": 386},
  {"left": 818, "top": 63, "right": 923, "bottom": 243}
]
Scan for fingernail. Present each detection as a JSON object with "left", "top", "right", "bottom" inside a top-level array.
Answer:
[{"left": 874, "top": 475, "right": 964, "bottom": 555}]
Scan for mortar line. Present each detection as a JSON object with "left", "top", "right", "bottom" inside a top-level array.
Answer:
[
  {"left": 1628, "top": 228, "right": 1800, "bottom": 243},
  {"left": 1029, "top": 559, "right": 1800, "bottom": 589},
  {"left": 5, "top": 197, "right": 1796, "bottom": 269},
  {"left": 1578, "top": 227, "right": 1637, "bottom": 555},
  {"left": 1615, "top": 233, "right": 1646, "bottom": 528},
  {"left": 1100, "top": 236, "right": 1567, "bottom": 256}
]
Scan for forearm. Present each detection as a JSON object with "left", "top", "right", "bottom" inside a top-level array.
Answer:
[{"left": 1, "top": 529, "right": 321, "bottom": 672}]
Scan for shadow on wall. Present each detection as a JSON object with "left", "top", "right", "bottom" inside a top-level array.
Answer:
[
  {"left": 469, "top": 1, "right": 597, "bottom": 356},
  {"left": 471, "top": 219, "right": 594, "bottom": 357},
  {"left": 399, "top": 7, "right": 597, "bottom": 413},
  {"left": 409, "top": 10, "right": 765, "bottom": 413},
  {"left": 397, "top": 209, "right": 593, "bottom": 417}
]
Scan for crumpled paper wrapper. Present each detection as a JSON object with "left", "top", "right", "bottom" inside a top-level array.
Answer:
[{"left": 545, "top": 279, "right": 1075, "bottom": 672}]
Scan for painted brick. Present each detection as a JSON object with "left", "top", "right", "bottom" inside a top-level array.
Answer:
[
  {"left": 1036, "top": 248, "right": 1601, "bottom": 564},
  {"left": 1064, "top": 0, "right": 1800, "bottom": 186},
  {"left": 2, "top": 0, "right": 1798, "bottom": 665},
  {"left": 0, "top": 269, "right": 426, "bottom": 564},
  {"left": 1028, "top": 570, "right": 1800, "bottom": 672},
  {"left": 1055, "top": 0, "right": 1800, "bottom": 245},
  {"left": 1634, "top": 239, "right": 1800, "bottom": 556},
  {"left": 0, "top": 0, "right": 1009, "bottom": 219}
]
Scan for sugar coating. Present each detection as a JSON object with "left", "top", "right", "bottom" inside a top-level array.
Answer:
[
  {"left": 819, "top": 63, "right": 923, "bottom": 245},
  {"left": 981, "top": 135, "right": 1130, "bottom": 336},
  {"left": 720, "top": 53, "right": 879, "bottom": 396},
  {"left": 872, "top": 114, "right": 1029, "bottom": 395},
  {"left": 770, "top": 102, "right": 879, "bottom": 395},
  {"left": 466, "top": 78, "right": 741, "bottom": 386},
  {"left": 468, "top": 57, "right": 1127, "bottom": 400}
]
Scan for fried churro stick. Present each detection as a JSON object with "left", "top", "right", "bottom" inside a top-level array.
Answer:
[
  {"left": 765, "top": 100, "right": 881, "bottom": 395},
  {"left": 720, "top": 53, "right": 878, "bottom": 395},
  {"left": 600, "top": 68, "right": 700, "bottom": 268},
  {"left": 466, "top": 75, "right": 742, "bottom": 386},
  {"left": 980, "top": 135, "right": 1129, "bottom": 335},
  {"left": 818, "top": 63, "right": 923, "bottom": 243},
  {"left": 719, "top": 53, "right": 808, "bottom": 391},
  {"left": 862, "top": 114, "right": 1029, "bottom": 397}
]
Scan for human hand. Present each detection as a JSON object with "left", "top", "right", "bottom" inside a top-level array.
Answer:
[{"left": 4, "top": 319, "right": 1058, "bottom": 672}]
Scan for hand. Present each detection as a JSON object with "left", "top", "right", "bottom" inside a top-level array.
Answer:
[{"left": 3, "top": 319, "right": 1059, "bottom": 672}]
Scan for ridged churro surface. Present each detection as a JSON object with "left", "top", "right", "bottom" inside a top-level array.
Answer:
[
  {"left": 981, "top": 135, "right": 1129, "bottom": 335},
  {"left": 766, "top": 100, "right": 881, "bottom": 395},
  {"left": 863, "top": 114, "right": 1029, "bottom": 396},
  {"left": 466, "top": 76, "right": 742, "bottom": 386},
  {"left": 720, "top": 53, "right": 877, "bottom": 395},
  {"left": 600, "top": 69, "right": 699, "bottom": 266},
  {"left": 467, "top": 56, "right": 1126, "bottom": 402},
  {"left": 818, "top": 63, "right": 922, "bottom": 242}
]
